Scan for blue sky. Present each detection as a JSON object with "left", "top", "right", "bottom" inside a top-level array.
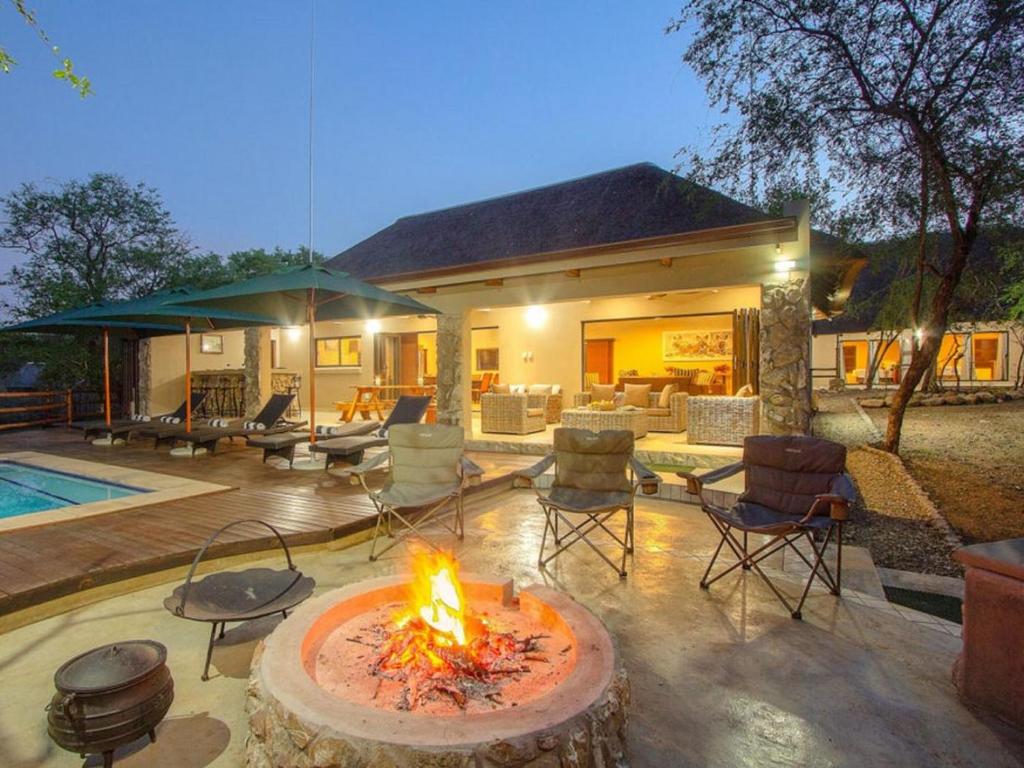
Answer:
[{"left": 1, "top": 1, "right": 709, "bottom": 305}]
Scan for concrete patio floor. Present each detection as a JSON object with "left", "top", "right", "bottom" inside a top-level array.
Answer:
[{"left": 0, "top": 491, "right": 1020, "bottom": 767}]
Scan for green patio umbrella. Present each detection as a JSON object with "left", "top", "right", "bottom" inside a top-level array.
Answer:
[
  {"left": 69, "top": 288, "right": 279, "bottom": 433},
  {"left": 167, "top": 264, "right": 439, "bottom": 443},
  {"left": 1, "top": 304, "right": 183, "bottom": 430}
]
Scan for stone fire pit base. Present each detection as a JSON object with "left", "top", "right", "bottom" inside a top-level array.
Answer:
[
  {"left": 244, "top": 576, "right": 630, "bottom": 768},
  {"left": 246, "top": 652, "right": 628, "bottom": 767}
]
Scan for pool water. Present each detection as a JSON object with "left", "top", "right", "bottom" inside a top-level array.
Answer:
[{"left": 0, "top": 461, "right": 147, "bottom": 519}]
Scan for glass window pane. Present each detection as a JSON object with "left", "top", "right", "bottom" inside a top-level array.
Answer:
[
  {"left": 972, "top": 332, "right": 1003, "bottom": 380},
  {"left": 316, "top": 338, "right": 340, "bottom": 367},
  {"left": 937, "top": 334, "right": 967, "bottom": 380},
  {"left": 341, "top": 337, "right": 361, "bottom": 366}
]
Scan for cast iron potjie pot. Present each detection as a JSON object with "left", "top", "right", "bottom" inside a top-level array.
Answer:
[{"left": 47, "top": 640, "right": 174, "bottom": 764}]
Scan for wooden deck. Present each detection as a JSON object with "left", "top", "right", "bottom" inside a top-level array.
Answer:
[{"left": 0, "top": 427, "right": 534, "bottom": 617}]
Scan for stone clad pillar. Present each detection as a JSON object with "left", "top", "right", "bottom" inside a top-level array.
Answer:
[
  {"left": 137, "top": 337, "right": 152, "bottom": 415},
  {"left": 435, "top": 311, "right": 472, "bottom": 432},
  {"left": 243, "top": 327, "right": 265, "bottom": 418},
  {"left": 759, "top": 200, "right": 812, "bottom": 435}
]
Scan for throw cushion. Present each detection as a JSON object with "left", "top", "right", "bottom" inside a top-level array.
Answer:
[
  {"left": 490, "top": 383, "right": 511, "bottom": 395},
  {"left": 736, "top": 383, "right": 754, "bottom": 397},
  {"left": 529, "top": 384, "right": 553, "bottom": 396},
  {"left": 623, "top": 383, "right": 651, "bottom": 408},
  {"left": 552, "top": 384, "right": 562, "bottom": 394},
  {"left": 590, "top": 383, "right": 616, "bottom": 402},
  {"left": 658, "top": 384, "right": 679, "bottom": 408}
]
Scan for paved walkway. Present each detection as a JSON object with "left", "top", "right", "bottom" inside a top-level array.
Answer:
[{"left": 0, "top": 492, "right": 1016, "bottom": 768}]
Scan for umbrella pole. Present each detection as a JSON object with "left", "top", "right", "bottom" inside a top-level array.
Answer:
[
  {"left": 103, "top": 327, "right": 112, "bottom": 427},
  {"left": 185, "top": 319, "right": 192, "bottom": 432},
  {"left": 308, "top": 289, "right": 317, "bottom": 444}
]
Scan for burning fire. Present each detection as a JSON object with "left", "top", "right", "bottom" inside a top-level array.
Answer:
[
  {"left": 379, "top": 551, "right": 479, "bottom": 673},
  {"left": 409, "top": 551, "right": 468, "bottom": 646},
  {"left": 369, "top": 551, "right": 545, "bottom": 709}
]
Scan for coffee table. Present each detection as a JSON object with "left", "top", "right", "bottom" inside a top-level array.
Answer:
[{"left": 561, "top": 407, "right": 648, "bottom": 438}]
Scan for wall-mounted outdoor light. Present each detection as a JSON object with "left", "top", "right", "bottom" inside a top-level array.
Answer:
[
  {"left": 774, "top": 259, "right": 796, "bottom": 273},
  {"left": 286, "top": 326, "right": 302, "bottom": 342},
  {"left": 525, "top": 305, "right": 547, "bottom": 329},
  {"left": 365, "top": 319, "right": 382, "bottom": 334}
]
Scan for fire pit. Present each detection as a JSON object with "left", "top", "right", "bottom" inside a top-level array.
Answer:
[{"left": 246, "top": 553, "right": 629, "bottom": 767}]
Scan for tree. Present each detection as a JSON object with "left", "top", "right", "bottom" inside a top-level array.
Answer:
[
  {"left": 1, "top": 173, "right": 194, "bottom": 320},
  {"left": 670, "top": 0, "right": 1024, "bottom": 452},
  {"left": 1001, "top": 238, "right": 1024, "bottom": 387},
  {"left": 163, "top": 246, "right": 326, "bottom": 291},
  {"left": 2, "top": 0, "right": 90, "bottom": 97},
  {"left": 0, "top": 173, "right": 193, "bottom": 389}
]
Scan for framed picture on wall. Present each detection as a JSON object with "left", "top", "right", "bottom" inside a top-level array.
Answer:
[
  {"left": 200, "top": 334, "right": 224, "bottom": 354},
  {"left": 662, "top": 330, "right": 731, "bottom": 360},
  {"left": 476, "top": 348, "right": 499, "bottom": 371}
]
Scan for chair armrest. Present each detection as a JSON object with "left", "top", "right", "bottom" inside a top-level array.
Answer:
[
  {"left": 830, "top": 473, "right": 856, "bottom": 503},
  {"left": 630, "top": 457, "right": 661, "bottom": 495},
  {"left": 460, "top": 456, "right": 485, "bottom": 487},
  {"left": 337, "top": 450, "right": 391, "bottom": 487},
  {"left": 677, "top": 462, "right": 744, "bottom": 491},
  {"left": 512, "top": 453, "right": 556, "bottom": 487}
]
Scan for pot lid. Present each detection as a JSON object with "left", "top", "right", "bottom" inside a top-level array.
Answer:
[{"left": 54, "top": 640, "right": 167, "bottom": 694}]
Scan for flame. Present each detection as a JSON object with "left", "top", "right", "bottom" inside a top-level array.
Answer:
[
  {"left": 408, "top": 550, "right": 467, "bottom": 646},
  {"left": 379, "top": 551, "right": 474, "bottom": 673}
]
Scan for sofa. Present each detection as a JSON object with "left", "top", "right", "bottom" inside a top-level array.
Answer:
[
  {"left": 480, "top": 392, "right": 547, "bottom": 435},
  {"left": 573, "top": 383, "right": 689, "bottom": 433}
]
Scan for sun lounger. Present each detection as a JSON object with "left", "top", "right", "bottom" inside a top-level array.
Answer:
[
  {"left": 246, "top": 421, "right": 381, "bottom": 468},
  {"left": 129, "top": 416, "right": 216, "bottom": 447},
  {"left": 74, "top": 392, "right": 207, "bottom": 440},
  {"left": 171, "top": 394, "right": 303, "bottom": 456},
  {"left": 309, "top": 395, "right": 430, "bottom": 469}
]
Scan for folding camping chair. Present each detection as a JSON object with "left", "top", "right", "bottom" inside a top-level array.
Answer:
[
  {"left": 514, "top": 428, "right": 660, "bottom": 578},
  {"left": 342, "top": 423, "right": 483, "bottom": 561},
  {"left": 679, "top": 435, "right": 856, "bottom": 619}
]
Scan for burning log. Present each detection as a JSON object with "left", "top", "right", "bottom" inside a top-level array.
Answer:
[{"left": 362, "top": 553, "right": 558, "bottom": 710}]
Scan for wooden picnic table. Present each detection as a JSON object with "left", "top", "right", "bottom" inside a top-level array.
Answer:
[{"left": 333, "top": 384, "right": 437, "bottom": 423}]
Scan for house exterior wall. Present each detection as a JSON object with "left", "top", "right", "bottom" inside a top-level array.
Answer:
[
  {"left": 139, "top": 213, "right": 815, "bottom": 432},
  {"left": 811, "top": 322, "right": 1024, "bottom": 389},
  {"left": 146, "top": 329, "right": 247, "bottom": 413}
]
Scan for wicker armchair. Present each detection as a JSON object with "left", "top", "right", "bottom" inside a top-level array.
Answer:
[
  {"left": 686, "top": 395, "right": 761, "bottom": 446},
  {"left": 573, "top": 391, "right": 688, "bottom": 432},
  {"left": 480, "top": 393, "right": 547, "bottom": 435}
]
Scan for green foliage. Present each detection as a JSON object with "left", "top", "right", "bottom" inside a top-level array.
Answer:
[
  {"left": 2, "top": 0, "right": 91, "bottom": 97},
  {"left": 1000, "top": 239, "right": 1024, "bottom": 321},
  {"left": 1, "top": 173, "right": 194, "bottom": 319},
  {"left": 1, "top": 173, "right": 327, "bottom": 388}
]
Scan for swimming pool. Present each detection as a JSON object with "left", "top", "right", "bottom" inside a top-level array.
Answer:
[{"left": 0, "top": 460, "right": 149, "bottom": 519}]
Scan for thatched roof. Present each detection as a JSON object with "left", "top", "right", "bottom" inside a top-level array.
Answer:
[{"left": 328, "top": 162, "right": 862, "bottom": 314}]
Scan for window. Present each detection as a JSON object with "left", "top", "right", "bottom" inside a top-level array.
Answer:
[
  {"left": 972, "top": 332, "right": 1006, "bottom": 381},
  {"left": 841, "top": 340, "right": 868, "bottom": 384},
  {"left": 937, "top": 334, "right": 968, "bottom": 381},
  {"left": 316, "top": 336, "right": 362, "bottom": 368}
]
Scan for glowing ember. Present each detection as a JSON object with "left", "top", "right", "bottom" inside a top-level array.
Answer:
[{"left": 365, "top": 552, "right": 551, "bottom": 710}]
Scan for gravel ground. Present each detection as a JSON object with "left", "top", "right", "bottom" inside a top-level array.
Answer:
[
  {"left": 866, "top": 398, "right": 1024, "bottom": 545},
  {"left": 813, "top": 392, "right": 961, "bottom": 576}
]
